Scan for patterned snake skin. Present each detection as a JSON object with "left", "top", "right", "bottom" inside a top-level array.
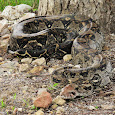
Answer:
[{"left": 8, "top": 14, "right": 112, "bottom": 99}]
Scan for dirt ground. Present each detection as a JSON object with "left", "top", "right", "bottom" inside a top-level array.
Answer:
[{"left": 0, "top": 34, "right": 115, "bottom": 115}]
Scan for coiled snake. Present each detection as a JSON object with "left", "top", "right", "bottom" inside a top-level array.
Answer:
[{"left": 8, "top": 14, "right": 112, "bottom": 99}]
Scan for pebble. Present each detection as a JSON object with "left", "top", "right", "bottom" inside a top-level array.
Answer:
[
  {"left": 56, "top": 107, "right": 64, "bottom": 115},
  {"left": 51, "top": 104, "right": 58, "bottom": 109},
  {"left": 28, "top": 66, "right": 44, "bottom": 74},
  {"left": 53, "top": 96, "right": 66, "bottom": 105},
  {"left": 48, "top": 67, "right": 55, "bottom": 74},
  {"left": 32, "top": 57, "right": 46, "bottom": 66},
  {"left": 19, "top": 64, "right": 29, "bottom": 72},
  {"left": 33, "top": 90, "right": 52, "bottom": 108},
  {"left": 0, "top": 57, "right": 3, "bottom": 61},
  {"left": 87, "top": 105, "right": 96, "bottom": 110},
  {"left": 34, "top": 109, "right": 44, "bottom": 115},
  {"left": 63, "top": 54, "right": 72, "bottom": 62},
  {"left": 17, "top": 108, "right": 23, "bottom": 112},
  {"left": 21, "top": 58, "right": 32, "bottom": 64}
]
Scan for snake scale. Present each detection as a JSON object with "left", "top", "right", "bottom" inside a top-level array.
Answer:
[{"left": 8, "top": 14, "right": 112, "bottom": 99}]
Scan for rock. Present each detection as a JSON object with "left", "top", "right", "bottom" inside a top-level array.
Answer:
[
  {"left": 74, "top": 65, "right": 81, "bottom": 68},
  {"left": 32, "top": 57, "right": 46, "bottom": 66},
  {"left": 17, "top": 108, "right": 23, "bottom": 112},
  {"left": 1, "top": 4, "right": 32, "bottom": 20},
  {"left": 21, "top": 58, "right": 32, "bottom": 64},
  {"left": 0, "top": 36, "right": 9, "bottom": 47},
  {"left": 19, "top": 13, "right": 36, "bottom": 21},
  {"left": 28, "top": 66, "right": 44, "bottom": 74},
  {"left": 0, "top": 57, "right": 3, "bottom": 62},
  {"left": 63, "top": 54, "right": 72, "bottom": 62},
  {"left": 53, "top": 96, "right": 66, "bottom": 105},
  {"left": 101, "top": 105, "right": 115, "bottom": 110},
  {"left": 0, "top": 19, "right": 10, "bottom": 36},
  {"left": 48, "top": 68, "right": 55, "bottom": 74},
  {"left": 19, "top": 64, "right": 29, "bottom": 72},
  {"left": 113, "top": 68, "right": 115, "bottom": 73},
  {"left": 56, "top": 107, "right": 64, "bottom": 115},
  {"left": 51, "top": 104, "right": 58, "bottom": 109},
  {"left": 87, "top": 105, "right": 96, "bottom": 110},
  {"left": 33, "top": 90, "right": 52, "bottom": 108},
  {"left": 35, "top": 109, "right": 44, "bottom": 115}
]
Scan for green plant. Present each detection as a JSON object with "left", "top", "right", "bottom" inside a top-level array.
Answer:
[
  {"left": 48, "top": 83, "right": 59, "bottom": 90},
  {"left": 13, "top": 93, "right": 16, "bottom": 99},
  {"left": 12, "top": 106, "right": 15, "bottom": 110},
  {"left": 0, "top": 99, "right": 6, "bottom": 108},
  {"left": 23, "top": 99, "right": 29, "bottom": 107},
  {"left": 31, "top": 105, "right": 36, "bottom": 110},
  {"left": 95, "top": 106, "right": 99, "bottom": 109}
]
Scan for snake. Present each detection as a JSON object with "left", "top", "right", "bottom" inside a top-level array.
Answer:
[{"left": 8, "top": 14, "right": 112, "bottom": 99}]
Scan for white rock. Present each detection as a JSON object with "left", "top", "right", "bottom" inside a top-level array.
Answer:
[
  {"left": 32, "top": 57, "right": 46, "bottom": 66},
  {"left": 0, "top": 57, "right": 3, "bottom": 61},
  {"left": 1, "top": 4, "right": 32, "bottom": 20},
  {"left": 35, "top": 109, "right": 44, "bottom": 115},
  {"left": 56, "top": 107, "right": 64, "bottom": 115},
  {"left": 87, "top": 105, "right": 96, "bottom": 110},
  {"left": 74, "top": 65, "right": 81, "bottom": 68},
  {"left": 19, "top": 64, "right": 29, "bottom": 72},
  {"left": 19, "top": 13, "right": 36, "bottom": 21},
  {"left": 21, "top": 58, "right": 32, "bottom": 64},
  {"left": 63, "top": 54, "right": 72, "bottom": 62},
  {"left": 48, "top": 68, "right": 55, "bottom": 74},
  {"left": 53, "top": 96, "right": 66, "bottom": 105},
  {"left": 17, "top": 108, "right": 23, "bottom": 112}
]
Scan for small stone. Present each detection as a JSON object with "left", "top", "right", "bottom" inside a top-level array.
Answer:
[
  {"left": 74, "top": 65, "right": 81, "bottom": 68},
  {"left": 87, "top": 105, "right": 96, "bottom": 110},
  {"left": 56, "top": 107, "right": 64, "bottom": 115},
  {"left": 32, "top": 57, "right": 46, "bottom": 65},
  {"left": 52, "top": 104, "right": 58, "bottom": 109},
  {"left": 53, "top": 96, "right": 66, "bottom": 105},
  {"left": 33, "top": 91, "right": 52, "bottom": 108},
  {"left": 0, "top": 57, "right": 3, "bottom": 61},
  {"left": 101, "top": 105, "right": 115, "bottom": 110},
  {"left": 112, "top": 68, "right": 115, "bottom": 73},
  {"left": 17, "top": 108, "right": 22, "bottom": 112},
  {"left": 63, "top": 54, "right": 72, "bottom": 62},
  {"left": 21, "top": 58, "right": 32, "bottom": 64},
  {"left": 48, "top": 68, "right": 55, "bottom": 74},
  {"left": 28, "top": 66, "right": 44, "bottom": 74},
  {"left": 34, "top": 109, "right": 44, "bottom": 115},
  {"left": 19, "top": 64, "right": 29, "bottom": 72}
]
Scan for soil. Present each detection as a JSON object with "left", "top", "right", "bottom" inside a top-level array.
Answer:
[{"left": 0, "top": 34, "right": 115, "bottom": 115}]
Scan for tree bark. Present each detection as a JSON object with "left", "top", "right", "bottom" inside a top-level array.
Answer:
[{"left": 38, "top": 0, "right": 115, "bottom": 34}]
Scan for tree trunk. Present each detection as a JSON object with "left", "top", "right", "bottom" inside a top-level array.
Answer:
[{"left": 38, "top": 0, "right": 115, "bottom": 34}]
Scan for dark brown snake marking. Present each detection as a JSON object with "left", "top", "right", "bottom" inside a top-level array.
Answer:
[{"left": 8, "top": 14, "right": 112, "bottom": 99}]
